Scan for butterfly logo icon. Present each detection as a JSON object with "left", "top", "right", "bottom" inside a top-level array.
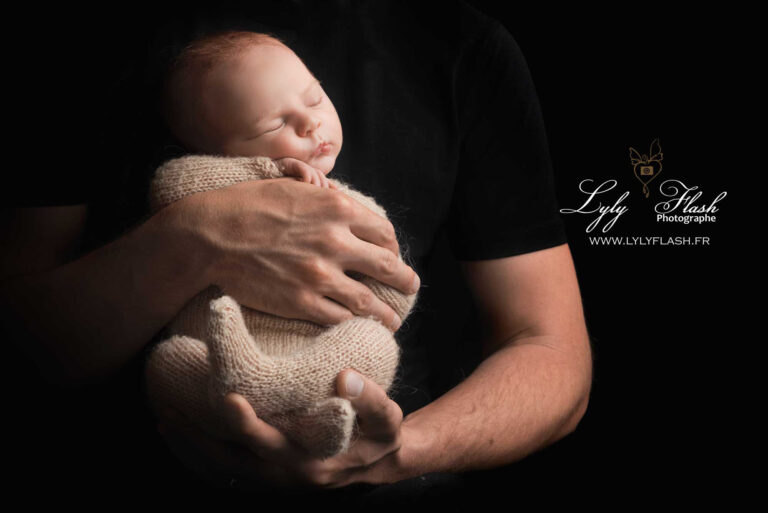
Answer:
[{"left": 629, "top": 138, "right": 663, "bottom": 198}]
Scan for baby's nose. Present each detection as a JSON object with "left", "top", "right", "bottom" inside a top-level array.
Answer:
[{"left": 301, "top": 117, "right": 321, "bottom": 136}]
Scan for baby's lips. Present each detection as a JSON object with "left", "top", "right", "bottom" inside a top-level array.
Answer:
[{"left": 312, "top": 141, "right": 332, "bottom": 158}]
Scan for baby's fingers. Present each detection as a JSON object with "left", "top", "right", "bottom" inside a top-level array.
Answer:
[
  {"left": 275, "top": 157, "right": 332, "bottom": 188},
  {"left": 277, "top": 157, "right": 312, "bottom": 183},
  {"left": 309, "top": 167, "right": 331, "bottom": 188},
  {"left": 296, "top": 164, "right": 316, "bottom": 185},
  {"left": 312, "top": 170, "right": 324, "bottom": 187}
]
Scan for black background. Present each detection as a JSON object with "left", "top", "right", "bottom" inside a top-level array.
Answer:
[
  {"left": 468, "top": 0, "right": 746, "bottom": 499},
  {"left": 5, "top": 0, "right": 746, "bottom": 504},
  {"left": 472, "top": 0, "right": 746, "bottom": 496}
]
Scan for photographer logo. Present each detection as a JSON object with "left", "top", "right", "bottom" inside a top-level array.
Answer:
[
  {"left": 558, "top": 138, "right": 727, "bottom": 245},
  {"left": 629, "top": 138, "right": 663, "bottom": 198}
]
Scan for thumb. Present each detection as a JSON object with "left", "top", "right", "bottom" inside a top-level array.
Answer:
[{"left": 336, "top": 370, "right": 403, "bottom": 438}]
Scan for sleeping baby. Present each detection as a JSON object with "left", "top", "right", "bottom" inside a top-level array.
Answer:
[{"left": 143, "top": 30, "right": 419, "bottom": 459}]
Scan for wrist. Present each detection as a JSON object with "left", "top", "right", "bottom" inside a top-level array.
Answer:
[
  {"left": 149, "top": 196, "right": 219, "bottom": 295},
  {"left": 389, "top": 413, "right": 440, "bottom": 481}
]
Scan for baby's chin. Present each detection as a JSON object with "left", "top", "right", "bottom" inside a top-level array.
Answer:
[{"left": 311, "top": 153, "right": 337, "bottom": 175}]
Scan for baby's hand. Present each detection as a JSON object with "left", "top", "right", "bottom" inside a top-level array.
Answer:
[{"left": 274, "top": 157, "right": 338, "bottom": 189}]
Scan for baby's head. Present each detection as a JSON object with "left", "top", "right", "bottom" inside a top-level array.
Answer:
[{"left": 161, "top": 31, "right": 342, "bottom": 174}]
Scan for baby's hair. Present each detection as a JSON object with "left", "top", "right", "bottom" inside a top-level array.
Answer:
[{"left": 160, "top": 30, "right": 288, "bottom": 151}]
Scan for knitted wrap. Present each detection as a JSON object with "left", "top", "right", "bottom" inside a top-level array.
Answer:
[{"left": 143, "top": 155, "right": 419, "bottom": 459}]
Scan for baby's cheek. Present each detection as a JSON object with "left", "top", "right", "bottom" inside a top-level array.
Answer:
[
  {"left": 221, "top": 137, "right": 270, "bottom": 159},
  {"left": 333, "top": 120, "right": 343, "bottom": 150},
  {"left": 269, "top": 137, "right": 301, "bottom": 158}
]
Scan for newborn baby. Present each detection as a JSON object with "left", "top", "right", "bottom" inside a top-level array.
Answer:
[{"left": 144, "top": 31, "right": 419, "bottom": 459}]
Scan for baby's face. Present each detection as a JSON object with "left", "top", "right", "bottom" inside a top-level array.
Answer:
[{"left": 194, "top": 44, "right": 343, "bottom": 174}]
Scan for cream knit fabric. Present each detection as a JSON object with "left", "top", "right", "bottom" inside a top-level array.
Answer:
[{"left": 144, "top": 155, "right": 419, "bottom": 459}]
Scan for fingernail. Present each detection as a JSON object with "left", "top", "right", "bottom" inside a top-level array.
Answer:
[
  {"left": 391, "top": 314, "right": 402, "bottom": 332},
  {"left": 345, "top": 371, "right": 364, "bottom": 398},
  {"left": 410, "top": 274, "right": 421, "bottom": 294}
]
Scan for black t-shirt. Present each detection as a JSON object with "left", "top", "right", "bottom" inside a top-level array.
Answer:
[{"left": 8, "top": 0, "right": 567, "bottom": 488}]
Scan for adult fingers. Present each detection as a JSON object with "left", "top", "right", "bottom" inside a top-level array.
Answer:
[
  {"left": 344, "top": 200, "right": 402, "bottom": 257},
  {"left": 336, "top": 370, "right": 403, "bottom": 439},
  {"left": 221, "top": 393, "right": 307, "bottom": 463},
  {"left": 160, "top": 411, "right": 299, "bottom": 490},
  {"left": 340, "top": 235, "right": 421, "bottom": 297},
  {"left": 321, "top": 270, "right": 402, "bottom": 332},
  {"left": 219, "top": 394, "right": 341, "bottom": 489},
  {"left": 296, "top": 292, "right": 357, "bottom": 327}
]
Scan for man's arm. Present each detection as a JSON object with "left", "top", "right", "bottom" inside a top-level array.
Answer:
[
  {"left": 397, "top": 243, "right": 592, "bottom": 474},
  {"left": 149, "top": 244, "right": 590, "bottom": 488},
  {"left": 0, "top": 204, "right": 214, "bottom": 385},
  {"left": 0, "top": 179, "right": 419, "bottom": 388}
]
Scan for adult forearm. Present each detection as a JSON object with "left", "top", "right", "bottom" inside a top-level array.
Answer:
[
  {"left": 0, "top": 203, "right": 213, "bottom": 385},
  {"left": 399, "top": 335, "right": 592, "bottom": 476}
]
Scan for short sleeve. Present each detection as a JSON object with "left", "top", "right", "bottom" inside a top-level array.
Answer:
[{"left": 446, "top": 19, "right": 568, "bottom": 261}]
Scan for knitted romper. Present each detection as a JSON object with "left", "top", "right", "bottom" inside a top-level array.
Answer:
[{"left": 144, "top": 155, "right": 419, "bottom": 459}]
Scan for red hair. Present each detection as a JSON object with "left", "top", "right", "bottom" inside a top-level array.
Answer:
[{"left": 160, "top": 30, "right": 288, "bottom": 150}]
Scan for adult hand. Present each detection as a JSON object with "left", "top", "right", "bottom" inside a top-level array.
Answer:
[
  {"left": 157, "top": 370, "right": 416, "bottom": 490},
  {"left": 163, "top": 178, "right": 420, "bottom": 331}
]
